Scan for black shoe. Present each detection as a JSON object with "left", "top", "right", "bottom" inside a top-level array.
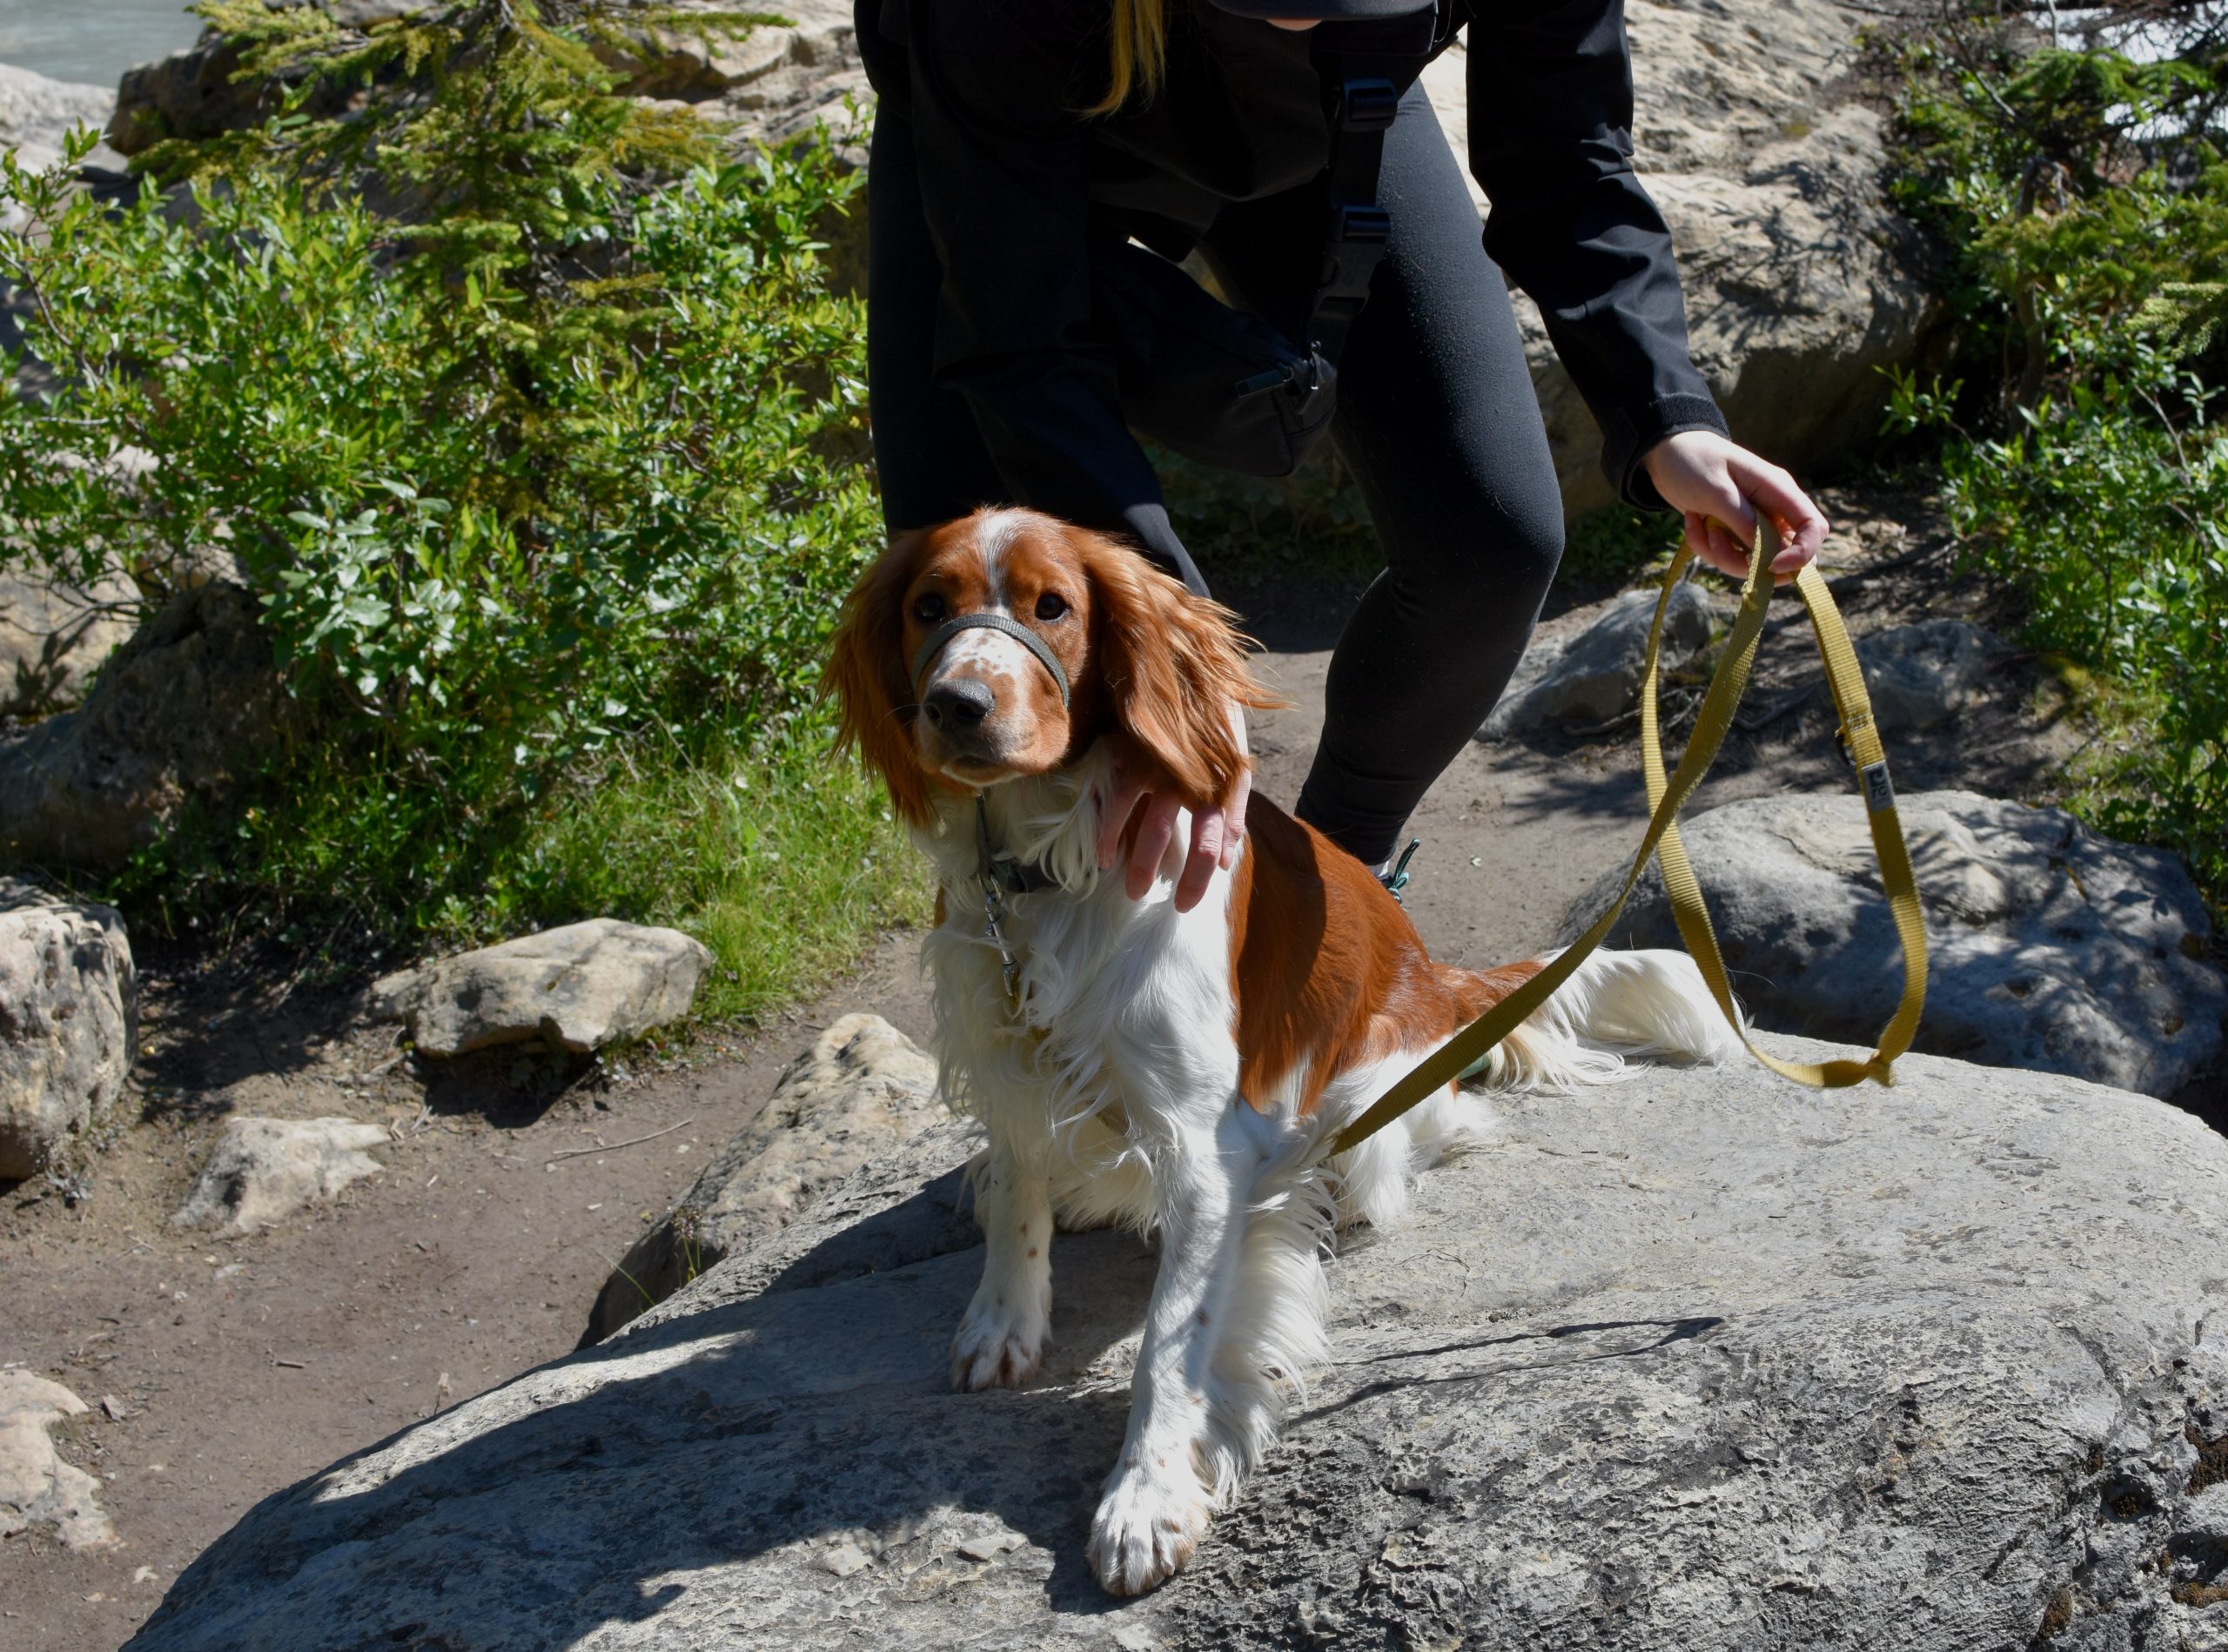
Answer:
[{"left": 1378, "top": 839, "right": 1421, "bottom": 904}]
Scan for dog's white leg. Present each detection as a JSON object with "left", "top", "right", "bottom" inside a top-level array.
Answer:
[
  {"left": 1088, "top": 1101, "right": 1259, "bottom": 1596},
  {"left": 951, "top": 1128, "right": 1055, "bottom": 1391}
]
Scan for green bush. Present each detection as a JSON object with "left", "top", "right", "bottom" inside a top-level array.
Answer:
[
  {"left": 1883, "top": 6, "right": 2228, "bottom": 912},
  {"left": 0, "top": 0, "right": 923, "bottom": 1000}
]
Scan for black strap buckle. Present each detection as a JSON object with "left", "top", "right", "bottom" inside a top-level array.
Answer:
[
  {"left": 1335, "top": 77, "right": 1399, "bottom": 134},
  {"left": 1332, "top": 204, "right": 1392, "bottom": 246}
]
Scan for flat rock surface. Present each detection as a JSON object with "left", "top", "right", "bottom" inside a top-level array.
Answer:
[
  {"left": 368, "top": 917, "right": 714, "bottom": 1058},
  {"left": 587, "top": 1011, "right": 943, "bottom": 1341},
  {"left": 130, "top": 1044, "right": 2228, "bottom": 1652},
  {"left": 0, "top": 1372, "right": 114, "bottom": 1551},
  {"left": 1568, "top": 789, "right": 2228, "bottom": 1100},
  {"left": 169, "top": 1117, "right": 390, "bottom": 1234}
]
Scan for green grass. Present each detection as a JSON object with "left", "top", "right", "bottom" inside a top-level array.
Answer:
[{"left": 498, "top": 741, "right": 930, "bottom": 1024}]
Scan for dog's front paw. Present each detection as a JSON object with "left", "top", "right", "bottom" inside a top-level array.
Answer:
[
  {"left": 950, "top": 1296, "right": 1049, "bottom": 1391},
  {"left": 1088, "top": 1460, "right": 1210, "bottom": 1596}
]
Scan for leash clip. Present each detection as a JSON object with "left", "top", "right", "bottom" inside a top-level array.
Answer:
[{"left": 976, "top": 796, "right": 1024, "bottom": 1010}]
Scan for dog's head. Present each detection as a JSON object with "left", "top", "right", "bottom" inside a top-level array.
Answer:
[{"left": 828, "top": 507, "right": 1268, "bottom": 823}]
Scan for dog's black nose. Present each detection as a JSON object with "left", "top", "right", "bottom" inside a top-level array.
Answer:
[{"left": 923, "top": 677, "right": 996, "bottom": 730}]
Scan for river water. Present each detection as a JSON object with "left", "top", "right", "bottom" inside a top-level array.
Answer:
[{"left": 0, "top": 1, "right": 203, "bottom": 92}]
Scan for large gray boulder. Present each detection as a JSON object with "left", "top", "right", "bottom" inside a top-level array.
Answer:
[
  {"left": 0, "top": 580, "right": 291, "bottom": 873},
  {"left": 128, "top": 1040, "right": 2228, "bottom": 1651},
  {"left": 0, "top": 879, "right": 137, "bottom": 1181},
  {"left": 1480, "top": 581, "right": 1720, "bottom": 740},
  {"left": 586, "top": 1011, "right": 943, "bottom": 1341},
  {"left": 1565, "top": 790, "right": 2227, "bottom": 1099},
  {"left": 367, "top": 917, "right": 714, "bottom": 1058}
]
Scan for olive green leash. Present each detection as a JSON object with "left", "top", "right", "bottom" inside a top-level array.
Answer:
[{"left": 1325, "top": 522, "right": 1930, "bottom": 1163}]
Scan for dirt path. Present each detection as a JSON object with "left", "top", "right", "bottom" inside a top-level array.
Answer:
[{"left": 0, "top": 486, "right": 2090, "bottom": 1649}]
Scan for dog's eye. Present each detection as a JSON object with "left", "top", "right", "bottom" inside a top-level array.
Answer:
[
  {"left": 1035, "top": 592, "right": 1070, "bottom": 621},
  {"left": 912, "top": 594, "right": 946, "bottom": 624}
]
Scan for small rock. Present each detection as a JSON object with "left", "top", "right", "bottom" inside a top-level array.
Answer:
[
  {"left": 99, "top": 1395, "right": 126, "bottom": 1422},
  {"left": 1854, "top": 619, "right": 2006, "bottom": 734},
  {"left": 170, "top": 1118, "right": 388, "bottom": 1233},
  {"left": 583, "top": 1013, "right": 942, "bottom": 1340},
  {"left": 820, "top": 1541, "right": 873, "bottom": 1577},
  {"left": 1565, "top": 789, "right": 2227, "bottom": 1098},
  {"left": 366, "top": 918, "right": 712, "bottom": 1058},
  {"left": 1480, "top": 583, "right": 1720, "bottom": 739},
  {"left": 0, "top": 1371, "right": 114, "bottom": 1550},
  {"left": 0, "top": 880, "right": 138, "bottom": 1181}
]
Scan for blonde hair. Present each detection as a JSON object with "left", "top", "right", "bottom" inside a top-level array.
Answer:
[{"left": 1091, "top": 0, "right": 1170, "bottom": 114}]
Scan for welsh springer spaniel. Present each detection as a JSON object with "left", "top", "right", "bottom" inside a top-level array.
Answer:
[{"left": 829, "top": 507, "right": 1736, "bottom": 1595}]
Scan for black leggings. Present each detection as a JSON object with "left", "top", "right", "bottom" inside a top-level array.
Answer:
[{"left": 868, "top": 84, "right": 1563, "bottom": 868}]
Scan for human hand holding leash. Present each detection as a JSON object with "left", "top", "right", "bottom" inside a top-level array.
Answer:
[
  {"left": 1641, "top": 429, "right": 1829, "bottom": 580},
  {"left": 1097, "top": 714, "right": 1252, "bottom": 913}
]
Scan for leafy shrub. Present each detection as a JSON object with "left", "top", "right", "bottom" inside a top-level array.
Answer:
[
  {"left": 1883, "top": 3, "right": 2228, "bottom": 911},
  {"left": 0, "top": 0, "right": 918, "bottom": 990}
]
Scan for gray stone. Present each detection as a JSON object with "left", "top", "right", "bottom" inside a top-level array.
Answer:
[
  {"left": 0, "top": 880, "right": 137, "bottom": 1181},
  {"left": 169, "top": 1116, "right": 389, "bottom": 1233},
  {"left": 1480, "top": 581, "right": 1719, "bottom": 739},
  {"left": 0, "top": 581, "right": 291, "bottom": 873},
  {"left": 0, "top": 1372, "right": 113, "bottom": 1550},
  {"left": 367, "top": 917, "right": 713, "bottom": 1058},
  {"left": 1562, "top": 789, "right": 2227, "bottom": 1098},
  {"left": 125, "top": 1043, "right": 2228, "bottom": 1651},
  {"left": 1856, "top": 618, "right": 2009, "bottom": 735},
  {"left": 586, "top": 1011, "right": 943, "bottom": 1341},
  {"left": 0, "top": 567, "right": 138, "bottom": 718}
]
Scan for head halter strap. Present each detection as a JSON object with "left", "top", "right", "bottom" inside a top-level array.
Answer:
[{"left": 910, "top": 613, "right": 1071, "bottom": 707}]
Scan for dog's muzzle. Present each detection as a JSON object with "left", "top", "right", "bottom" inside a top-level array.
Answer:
[{"left": 910, "top": 613, "right": 1071, "bottom": 708}]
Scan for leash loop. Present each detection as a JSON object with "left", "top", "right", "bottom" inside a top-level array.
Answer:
[{"left": 1325, "top": 522, "right": 1930, "bottom": 1162}]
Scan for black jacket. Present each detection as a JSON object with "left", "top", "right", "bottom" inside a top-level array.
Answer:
[{"left": 860, "top": 0, "right": 1726, "bottom": 561}]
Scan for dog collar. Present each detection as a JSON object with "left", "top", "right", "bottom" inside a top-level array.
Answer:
[
  {"left": 911, "top": 613, "right": 1071, "bottom": 707},
  {"left": 976, "top": 794, "right": 1061, "bottom": 897}
]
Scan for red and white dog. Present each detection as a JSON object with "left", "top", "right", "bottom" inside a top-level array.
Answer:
[{"left": 829, "top": 507, "right": 1735, "bottom": 1595}]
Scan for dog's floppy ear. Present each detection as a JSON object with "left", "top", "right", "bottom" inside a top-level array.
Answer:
[
  {"left": 1082, "top": 531, "right": 1277, "bottom": 810},
  {"left": 827, "top": 531, "right": 935, "bottom": 824}
]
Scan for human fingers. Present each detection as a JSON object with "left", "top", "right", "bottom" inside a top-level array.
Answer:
[
  {"left": 1173, "top": 805, "right": 1226, "bottom": 913},
  {"left": 1097, "top": 756, "right": 1149, "bottom": 871},
  {"left": 1125, "top": 792, "right": 1181, "bottom": 901},
  {"left": 1724, "top": 450, "right": 1829, "bottom": 571},
  {"left": 1688, "top": 510, "right": 1753, "bottom": 580},
  {"left": 1218, "top": 765, "right": 1252, "bottom": 872}
]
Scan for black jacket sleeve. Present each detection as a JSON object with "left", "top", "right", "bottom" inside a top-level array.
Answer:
[
  {"left": 1463, "top": 0, "right": 1728, "bottom": 507},
  {"left": 869, "top": 0, "right": 1201, "bottom": 586}
]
